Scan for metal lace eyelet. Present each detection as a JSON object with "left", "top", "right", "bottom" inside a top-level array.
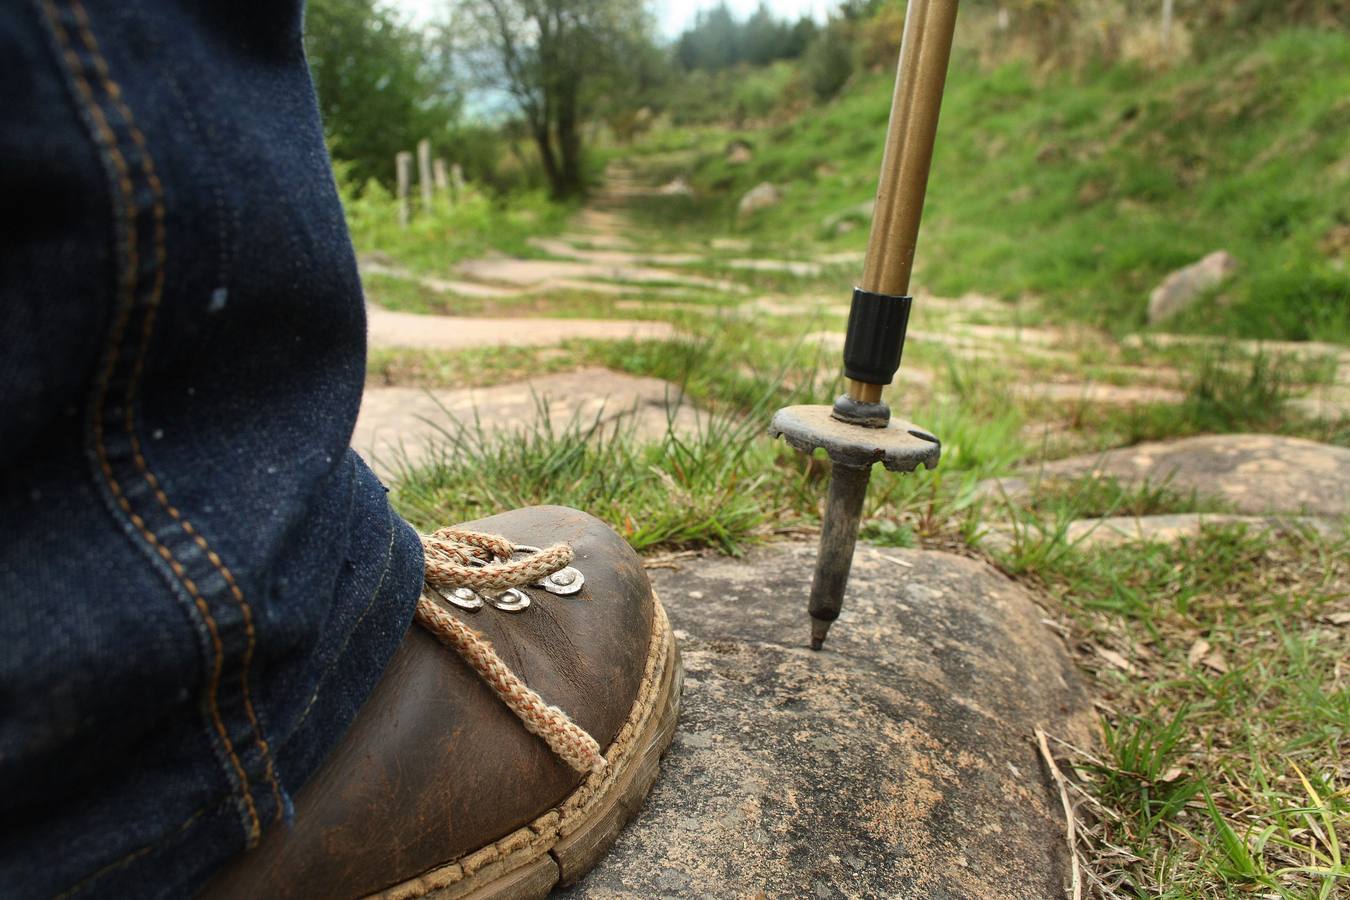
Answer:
[
  {"left": 511, "top": 544, "right": 585, "bottom": 595},
  {"left": 447, "top": 586, "right": 485, "bottom": 611},
  {"left": 486, "top": 587, "right": 531, "bottom": 612},
  {"left": 541, "top": 566, "right": 584, "bottom": 595}
]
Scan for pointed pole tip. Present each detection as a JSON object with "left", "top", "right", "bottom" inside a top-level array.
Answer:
[{"left": 810, "top": 617, "right": 832, "bottom": 652}]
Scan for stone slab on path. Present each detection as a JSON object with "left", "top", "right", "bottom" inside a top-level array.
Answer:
[
  {"left": 1290, "top": 384, "right": 1350, "bottom": 421},
  {"left": 528, "top": 236, "right": 705, "bottom": 267},
  {"left": 1013, "top": 382, "right": 1185, "bottom": 406},
  {"left": 366, "top": 304, "right": 674, "bottom": 352},
  {"left": 567, "top": 542, "right": 1093, "bottom": 899},
  {"left": 456, "top": 257, "right": 746, "bottom": 294},
  {"left": 364, "top": 257, "right": 682, "bottom": 301},
  {"left": 360, "top": 258, "right": 523, "bottom": 299},
  {"left": 1123, "top": 333, "right": 1350, "bottom": 370},
  {"left": 985, "top": 434, "right": 1350, "bottom": 518},
  {"left": 722, "top": 257, "right": 822, "bottom": 277},
  {"left": 982, "top": 513, "right": 1338, "bottom": 552},
  {"left": 354, "top": 368, "right": 700, "bottom": 477}
]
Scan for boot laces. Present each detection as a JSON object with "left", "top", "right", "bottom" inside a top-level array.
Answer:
[{"left": 415, "top": 529, "right": 606, "bottom": 774}]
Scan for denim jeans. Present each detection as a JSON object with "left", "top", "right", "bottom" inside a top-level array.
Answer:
[{"left": 1, "top": 1, "right": 425, "bottom": 895}]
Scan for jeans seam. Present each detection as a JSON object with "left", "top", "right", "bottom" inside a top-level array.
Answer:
[
  {"left": 63, "top": 1, "right": 285, "bottom": 832},
  {"left": 52, "top": 497, "right": 403, "bottom": 898},
  {"left": 33, "top": 0, "right": 276, "bottom": 847}
]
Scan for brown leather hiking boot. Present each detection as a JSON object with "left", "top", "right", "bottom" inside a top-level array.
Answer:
[{"left": 203, "top": 506, "right": 682, "bottom": 899}]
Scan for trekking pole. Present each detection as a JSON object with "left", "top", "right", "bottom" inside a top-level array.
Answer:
[{"left": 771, "top": 0, "right": 958, "bottom": 650}]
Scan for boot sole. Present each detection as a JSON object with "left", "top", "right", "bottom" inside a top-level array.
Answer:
[{"left": 375, "top": 595, "right": 682, "bottom": 899}]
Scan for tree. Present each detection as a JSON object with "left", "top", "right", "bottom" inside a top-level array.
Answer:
[
  {"left": 743, "top": 4, "right": 792, "bottom": 65},
  {"left": 676, "top": 3, "right": 740, "bottom": 70},
  {"left": 803, "top": 19, "right": 856, "bottom": 101},
  {"left": 305, "top": 0, "right": 460, "bottom": 187},
  {"left": 673, "top": 3, "right": 813, "bottom": 71},
  {"left": 457, "top": 0, "right": 651, "bottom": 199}
]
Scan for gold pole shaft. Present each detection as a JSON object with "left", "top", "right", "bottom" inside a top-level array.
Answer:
[{"left": 847, "top": 0, "right": 959, "bottom": 403}]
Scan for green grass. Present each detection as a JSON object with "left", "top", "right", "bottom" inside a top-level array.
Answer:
[
  {"left": 1016, "top": 474, "right": 1229, "bottom": 521},
  {"left": 978, "top": 457, "right": 1348, "bottom": 897},
  {"left": 619, "top": 29, "right": 1350, "bottom": 343},
  {"left": 383, "top": 331, "right": 1033, "bottom": 554},
  {"left": 363, "top": 31, "right": 1350, "bottom": 890},
  {"left": 362, "top": 273, "right": 472, "bottom": 316},
  {"left": 1064, "top": 351, "right": 1350, "bottom": 453},
  {"left": 583, "top": 325, "right": 833, "bottom": 413},
  {"left": 995, "top": 524, "right": 1349, "bottom": 898},
  {"left": 389, "top": 393, "right": 819, "bottom": 554},
  {"left": 378, "top": 322, "right": 1347, "bottom": 898},
  {"left": 367, "top": 345, "right": 582, "bottom": 389},
  {"left": 340, "top": 174, "right": 570, "bottom": 274}
]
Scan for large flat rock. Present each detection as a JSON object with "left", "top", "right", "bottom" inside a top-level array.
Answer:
[
  {"left": 988, "top": 434, "right": 1350, "bottom": 517},
  {"left": 982, "top": 513, "right": 1338, "bottom": 552},
  {"left": 354, "top": 368, "right": 700, "bottom": 477},
  {"left": 366, "top": 305, "right": 674, "bottom": 351},
  {"left": 456, "top": 257, "right": 743, "bottom": 294},
  {"left": 1012, "top": 382, "right": 1185, "bottom": 406},
  {"left": 567, "top": 542, "right": 1093, "bottom": 899}
]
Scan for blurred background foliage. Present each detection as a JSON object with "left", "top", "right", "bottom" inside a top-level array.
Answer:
[
  {"left": 306, "top": 0, "right": 1350, "bottom": 189},
  {"left": 305, "top": 0, "right": 1350, "bottom": 340}
]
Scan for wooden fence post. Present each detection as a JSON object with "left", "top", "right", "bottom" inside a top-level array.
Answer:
[
  {"left": 433, "top": 158, "right": 449, "bottom": 200},
  {"left": 450, "top": 163, "right": 466, "bottom": 203},
  {"left": 395, "top": 151, "right": 413, "bottom": 227},
  {"left": 417, "top": 139, "right": 434, "bottom": 211}
]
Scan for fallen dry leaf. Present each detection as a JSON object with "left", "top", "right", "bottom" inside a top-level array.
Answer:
[
  {"left": 1097, "top": 647, "right": 1138, "bottom": 674},
  {"left": 1201, "top": 650, "right": 1229, "bottom": 674},
  {"left": 1187, "top": 638, "right": 1210, "bottom": 667}
]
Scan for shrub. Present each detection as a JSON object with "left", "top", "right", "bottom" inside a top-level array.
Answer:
[{"left": 803, "top": 20, "right": 857, "bottom": 102}]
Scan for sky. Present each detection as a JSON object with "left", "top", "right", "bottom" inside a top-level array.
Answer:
[{"left": 390, "top": 0, "right": 833, "bottom": 37}]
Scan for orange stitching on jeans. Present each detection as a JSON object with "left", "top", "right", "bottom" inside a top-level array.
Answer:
[
  {"left": 38, "top": 0, "right": 261, "bottom": 843},
  {"left": 67, "top": 0, "right": 284, "bottom": 827}
]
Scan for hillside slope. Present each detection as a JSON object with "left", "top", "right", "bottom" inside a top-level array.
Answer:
[{"left": 626, "top": 29, "right": 1350, "bottom": 342}]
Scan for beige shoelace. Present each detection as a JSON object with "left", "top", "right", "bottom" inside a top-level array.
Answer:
[{"left": 415, "top": 528, "right": 606, "bottom": 774}]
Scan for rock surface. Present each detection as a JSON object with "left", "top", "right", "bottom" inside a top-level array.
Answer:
[
  {"left": 567, "top": 542, "right": 1094, "bottom": 899},
  {"left": 821, "top": 199, "right": 875, "bottom": 236},
  {"left": 1290, "top": 384, "right": 1350, "bottom": 421},
  {"left": 1013, "top": 382, "right": 1185, "bottom": 406},
  {"left": 983, "top": 513, "right": 1337, "bottom": 552},
  {"left": 986, "top": 434, "right": 1350, "bottom": 517},
  {"left": 366, "top": 305, "right": 675, "bottom": 352},
  {"left": 658, "top": 176, "right": 695, "bottom": 196},
  {"left": 354, "top": 368, "right": 700, "bottom": 476},
  {"left": 737, "top": 182, "right": 782, "bottom": 218},
  {"left": 726, "top": 140, "right": 754, "bottom": 165},
  {"left": 1147, "top": 250, "right": 1239, "bottom": 323},
  {"left": 456, "top": 257, "right": 741, "bottom": 293},
  {"left": 1122, "top": 333, "right": 1349, "bottom": 366}
]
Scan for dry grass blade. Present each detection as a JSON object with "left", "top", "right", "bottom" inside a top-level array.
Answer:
[{"left": 1037, "top": 727, "right": 1082, "bottom": 900}]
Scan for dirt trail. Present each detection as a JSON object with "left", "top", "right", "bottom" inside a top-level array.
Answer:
[
  {"left": 366, "top": 305, "right": 674, "bottom": 351},
  {"left": 358, "top": 166, "right": 1349, "bottom": 477},
  {"left": 360, "top": 164, "right": 856, "bottom": 305}
]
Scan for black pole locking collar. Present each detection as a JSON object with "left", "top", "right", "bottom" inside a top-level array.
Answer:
[
  {"left": 842, "top": 287, "right": 912, "bottom": 385},
  {"left": 831, "top": 288, "right": 912, "bottom": 428}
]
